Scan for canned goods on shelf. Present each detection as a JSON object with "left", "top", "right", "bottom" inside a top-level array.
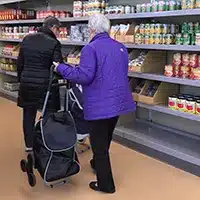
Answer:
[
  {"left": 168, "top": 95, "right": 177, "bottom": 110},
  {"left": 186, "top": 98, "right": 196, "bottom": 114},
  {"left": 176, "top": 96, "right": 186, "bottom": 111},
  {"left": 146, "top": 3, "right": 152, "bottom": 12}
]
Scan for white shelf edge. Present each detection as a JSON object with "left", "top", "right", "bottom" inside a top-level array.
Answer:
[
  {"left": 129, "top": 72, "right": 200, "bottom": 87},
  {"left": 0, "top": 9, "right": 200, "bottom": 24},
  {"left": 0, "top": 54, "right": 17, "bottom": 59},
  {"left": 0, "top": 69, "right": 17, "bottom": 77},
  {"left": 137, "top": 102, "right": 200, "bottom": 122}
]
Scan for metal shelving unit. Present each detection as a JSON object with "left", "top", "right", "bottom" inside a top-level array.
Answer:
[
  {"left": 0, "top": 9, "right": 200, "bottom": 25},
  {"left": 1, "top": 7, "right": 200, "bottom": 175}
]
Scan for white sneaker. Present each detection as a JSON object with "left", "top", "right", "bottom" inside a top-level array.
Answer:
[{"left": 77, "top": 134, "right": 89, "bottom": 141}]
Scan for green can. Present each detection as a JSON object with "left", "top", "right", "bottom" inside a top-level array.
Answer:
[
  {"left": 188, "top": 22, "right": 194, "bottom": 34},
  {"left": 165, "top": 1, "right": 170, "bottom": 11},
  {"left": 175, "top": 34, "right": 183, "bottom": 45},
  {"left": 182, "top": 22, "right": 189, "bottom": 33},
  {"left": 169, "top": 0, "right": 176, "bottom": 10},
  {"left": 194, "top": 22, "right": 200, "bottom": 33},
  {"left": 182, "top": 33, "right": 191, "bottom": 45},
  {"left": 158, "top": 1, "right": 166, "bottom": 11},
  {"left": 152, "top": 1, "right": 158, "bottom": 12},
  {"left": 141, "top": 4, "right": 146, "bottom": 12},
  {"left": 191, "top": 33, "right": 196, "bottom": 45},
  {"left": 136, "top": 4, "right": 142, "bottom": 13},
  {"left": 146, "top": 3, "right": 152, "bottom": 12}
]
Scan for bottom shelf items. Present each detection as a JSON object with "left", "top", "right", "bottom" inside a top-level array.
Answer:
[
  {"left": 0, "top": 88, "right": 18, "bottom": 99},
  {"left": 137, "top": 102, "right": 200, "bottom": 122},
  {"left": 115, "top": 121, "right": 200, "bottom": 169}
]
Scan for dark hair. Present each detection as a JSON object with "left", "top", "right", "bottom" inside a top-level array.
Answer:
[{"left": 43, "top": 16, "right": 62, "bottom": 29}]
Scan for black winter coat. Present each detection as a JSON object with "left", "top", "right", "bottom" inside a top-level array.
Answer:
[{"left": 17, "top": 27, "right": 63, "bottom": 110}]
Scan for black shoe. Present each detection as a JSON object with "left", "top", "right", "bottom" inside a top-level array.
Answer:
[{"left": 89, "top": 181, "right": 116, "bottom": 194}]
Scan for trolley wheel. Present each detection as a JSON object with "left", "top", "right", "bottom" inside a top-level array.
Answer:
[
  {"left": 20, "top": 160, "right": 28, "bottom": 172},
  {"left": 28, "top": 173, "right": 36, "bottom": 187}
]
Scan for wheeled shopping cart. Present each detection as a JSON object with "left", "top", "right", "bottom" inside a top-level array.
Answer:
[{"left": 20, "top": 65, "right": 80, "bottom": 187}]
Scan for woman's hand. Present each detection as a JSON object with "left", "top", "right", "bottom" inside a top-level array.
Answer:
[{"left": 53, "top": 61, "right": 59, "bottom": 72}]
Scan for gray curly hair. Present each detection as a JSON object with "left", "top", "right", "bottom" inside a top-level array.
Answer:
[{"left": 88, "top": 14, "right": 111, "bottom": 34}]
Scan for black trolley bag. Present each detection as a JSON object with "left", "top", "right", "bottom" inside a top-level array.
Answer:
[{"left": 20, "top": 65, "right": 80, "bottom": 188}]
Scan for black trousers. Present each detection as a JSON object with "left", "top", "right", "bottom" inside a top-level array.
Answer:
[
  {"left": 23, "top": 107, "right": 37, "bottom": 148},
  {"left": 89, "top": 116, "right": 119, "bottom": 192}
]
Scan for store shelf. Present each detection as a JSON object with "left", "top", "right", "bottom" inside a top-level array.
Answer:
[
  {"left": 0, "top": 37, "right": 199, "bottom": 51},
  {"left": 1, "top": 9, "right": 200, "bottom": 24},
  {"left": 0, "top": 88, "right": 18, "bottom": 99},
  {"left": 61, "top": 40, "right": 87, "bottom": 46},
  {"left": 0, "top": 38, "right": 22, "bottom": 43},
  {"left": 128, "top": 72, "right": 200, "bottom": 87},
  {"left": 125, "top": 44, "right": 200, "bottom": 51},
  {"left": 0, "top": 54, "right": 17, "bottom": 59},
  {"left": 137, "top": 102, "right": 200, "bottom": 122},
  {"left": 0, "top": 69, "right": 17, "bottom": 77},
  {"left": 115, "top": 121, "right": 200, "bottom": 168},
  {"left": 0, "top": 0, "right": 26, "bottom": 5}
]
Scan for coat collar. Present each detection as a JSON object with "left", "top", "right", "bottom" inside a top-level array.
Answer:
[
  {"left": 90, "top": 32, "right": 109, "bottom": 43},
  {"left": 38, "top": 27, "right": 57, "bottom": 40}
]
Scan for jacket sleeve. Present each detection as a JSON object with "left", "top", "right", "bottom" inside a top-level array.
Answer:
[
  {"left": 16, "top": 44, "right": 24, "bottom": 82},
  {"left": 56, "top": 45, "right": 97, "bottom": 85},
  {"left": 53, "top": 42, "right": 63, "bottom": 63}
]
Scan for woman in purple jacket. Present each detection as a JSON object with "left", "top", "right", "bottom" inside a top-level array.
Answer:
[{"left": 54, "top": 14, "right": 135, "bottom": 194}]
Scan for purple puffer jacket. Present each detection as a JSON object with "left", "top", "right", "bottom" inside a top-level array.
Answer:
[{"left": 57, "top": 32, "right": 136, "bottom": 120}]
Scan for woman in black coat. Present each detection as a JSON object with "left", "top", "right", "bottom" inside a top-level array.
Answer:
[{"left": 17, "top": 16, "right": 63, "bottom": 152}]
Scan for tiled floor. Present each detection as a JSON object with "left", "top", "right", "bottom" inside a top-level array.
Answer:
[{"left": 1, "top": 97, "right": 200, "bottom": 200}]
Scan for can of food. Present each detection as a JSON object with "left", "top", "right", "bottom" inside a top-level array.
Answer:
[
  {"left": 141, "top": 4, "right": 146, "bottom": 12},
  {"left": 135, "top": 34, "right": 143, "bottom": 44},
  {"left": 139, "top": 24, "right": 145, "bottom": 34},
  {"left": 155, "top": 24, "right": 162, "bottom": 34},
  {"left": 186, "top": 98, "right": 196, "bottom": 114},
  {"left": 150, "top": 24, "right": 155, "bottom": 34},
  {"left": 176, "top": 33, "right": 182, "bottom": 45},
  {"left": 158, "top": 1, "right": 166, "bottom": 11},
  {"left": 164, "top": 65, "right": 174, "bottom": 77},
  {"left": 165, "top": 1, "right": 170, "bottom": 10},
  {"left": 177, "top": 96, "right": 186, "bottom": 111},
  {"left": 146, "top": 3, "right": 152, "bottom": 12},
  {"left": 144, "top": 34, "right": 150, "bottom": 44},
  {"left": 169, "top": 0, "right": 176, "bottom": 10},
  {"left": 191, "top": 33, "right": 196, "bottom": 45},
  {"left": 166, "top": 34, "right": 173, "bottom": 44},
  {"left": 168, "top": 95, "right": 177, "bottom": 110},
  {"left": 188, "top": 22, "right": 194, "bottom": 34},
  {"left": 196, "top": 99, "right": 200, "bottom": 115},
  {"left": 136, "top": 4, "right": 142, "bottom": 13},
  {"left": 154, "top": 34, "right": 161, "bottom": 44},
  {"left": 183, "top": 33, "right": 191, "bottom": 45},
  {"left": 177, "top": 1, "right": 181, "bottom": 9},
  {"left": 182, "top": 22, "right": 188, "bottom": 33},
  {"left": 131, "top": 6, "right": 135, "bottom": 13},
  {"left": 145, "top": 24, "right": 150, "bottom": 34},
  {"left": 125, "top": 5, "right": 131, "bottom": 14},
  {"left": 195, "top": 33, "right": 200, "bottom": 45},
  {"left": 152, "top": 1, "right": 159, "bottom": 12},
  {"left": 194, "top": 22, "right": 200, "bottom": 33},
  {"left": 180, "top": 65, "right": 190, "bottom": 78},
  {"left": 149, "top": 34, "right": 155, "bottom": 44},
  {"left": 170, "top": 24, "right": 176, "bottom": 34},
  {"left": 162, "top": 24, "right": 168, "bottom": 34}
]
